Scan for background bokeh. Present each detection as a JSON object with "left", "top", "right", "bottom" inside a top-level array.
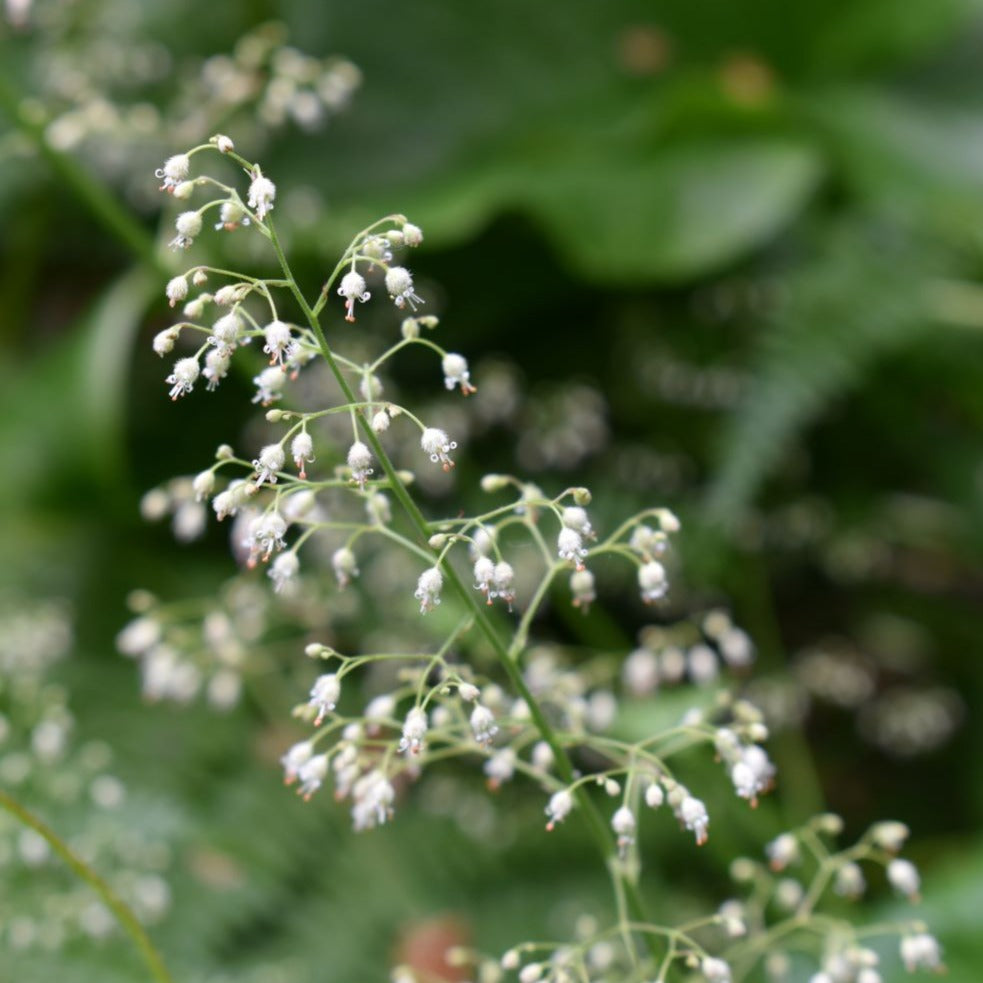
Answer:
[{"left": 2, "top": 1, "right": 982, "bottom": 980}]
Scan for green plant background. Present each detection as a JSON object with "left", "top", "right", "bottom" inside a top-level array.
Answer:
[{"left": 2, "top": 1, "right": 982, "bottom": 980}]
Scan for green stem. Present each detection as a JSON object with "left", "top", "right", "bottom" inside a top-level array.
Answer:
[
  {"left": 0, "top": 789, "right": 174, "bottom": 983},
  {"left": 266, "top": 219, "right": 659, "bottom": 962}
]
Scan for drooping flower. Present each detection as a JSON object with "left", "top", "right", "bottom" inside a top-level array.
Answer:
[
  {"left": 420, "top": 427, "right": 456, "bottom": 470},
  {"left": 166, "top": 357, "right": 200, "bottom": 400},
  {"left": 414, "top": 567, "right": 443, "bottom": 613},
  {"left": 155, "top": 153, "right": 190, "bottom": 192},
  {"left": 441, "top": 353, "right": 475, "bottom": 394},
  {"left": 247, "top": 169, "right": 276, "bottom": 220},
  {"left": 338, "top": 270, "right": 370, "bottom": 322},
  {"left": 384, "top": 266, "right": 423, "bottom": 311}
]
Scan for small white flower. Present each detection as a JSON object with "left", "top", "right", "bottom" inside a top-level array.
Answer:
[
  {"left": 347, "top": 440, "right": 374, "bottom": 488},
  {"left": 629, "top": 524, "right": 666, "bottom": 560},
  {"left": 701, "top": 956, "right": 732, "bottom": 983},
  {"left": 291, "top": 432, "right": 315, "bottom": 478},
  {"left": 470, "top": 704, "right": 498, "bottom": 746},
  {"left": 153, "top": 327, "right": 179, "bottom": 357},
  {"left": 766, "top": 833, "right": 800, "bottom": 871},
  {"left": 371, "top": 410, "right": 390, "bottom": 433},
  {"left": 545, "top": 789, "right": 574, "bottom": 830},
  {"left": 247, "top": 170, "right": 276, "bottom": 220},
  {"left": 900, "top": 933, "right": 942, "bottom": 972},
  {"left": 309, "top": 673, "right": 341, "bottom": 725},
  {"left": 869, "top": 820, "right": 909, "bottom": 853},
  {"left": 252, "top": 365, "right": 288, "bottom": 404},
  {"left": 611, "top": 805, "right": 636, "bottom": 855},
  {"left": 210, "top": 312, "right": 242, "bottom": 354},
  {"left": 402, "top": 222, "right": 423, "bottom": 246},
  {"left": 165, "top": 276, "right": 188, "bottom": 307},
  {"left": 384, "top": 266, "right": 423, "bottom": 311},
  {"left": 212, "top": 479, "right": 248, "bottom": 521},
  {"left": 557, "top": 527, "right": 588, "bottom": 570},
  {"left": 253, "top": 443, "right": 285, "bottom": 486},
  {"left": 484, "top": 748, "right": 516, "bottom": 787},
  {"left": 414, "top": 566, "right": 443, "bottom": 614},
  {"left": 297, "top": 753, "right": 329, "bottom": 800},
  {"left": 332, "top": 547, "right": 359, "bottom": 587},
  {"left": 492, "top": 561, "right": 516, "bottom": 609},
  {"left": 203, "top": 349, "right": 230, "bottom": 390},
  {"left": 155, "top": 153, "right": 190, "bottom": 192},
  {"left": 263, "top": 320, "right": 296, "bottom": 367},
  {"left": 245, "top": 510, "right": 287, "bottom": 563},
  {"left": 420, "top": 427, "right": 457, "bottom": 470},
  {"left": 570, "top": 568, "right": 596, "bottom": 610},
  {"left": 638, "top": 560, "right": 668, "bottom": 603},
  {"left": 441, "top": 352, "right": 475, "bottom": 394},
  {"left": 679, "top": 795, "right": 709, "bottom": 845},
  {"left": 280, "top": 740, "right": 313, "bottom": 785},
  {"left": 645, "top": 781, "right": 664, "bottom": 809},
  {"left": 351, "top": 770, "right": 396, "bottom": 831},
  {"left": 166, "top": 357, "right": 199, "bottom": 400},
  {"left": 834, "top": 861, "right": 866, "bottom": 899},
  {"left": 887, "top": 858, "right": 920, "bottom": 900},
  {"left": 729, "top": 745, "right": 774, "bottom": 805},
  {"left": 217, "top": 200, "right": 249, "bottom": 230},
  {"left": 338, "top": 270, "right": 370, "bottom": 322},
  {"left": 532, "top": 741, "right": 554, "bottom": 772},
  {"left": 398, "top": 706, "right": 428, "bottom": 754},
  {"left": 269, "top": 551, "right": 299, "bottom": 593},
  {"left": 215, "top": 134, "right": 234, "bottom": 153},
  {"left": 169, "top": 210, "right": 202, "bottom": 250},
  {"left": 192, "top": 470, "right": 215, "bottom": 502},
  {"left": 562, "top": 506, "right": 594, "bottom": 539},
  {"left": 473, "top": 556, "right": 495, "bottom": 603}
]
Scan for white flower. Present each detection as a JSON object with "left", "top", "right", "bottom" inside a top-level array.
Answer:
[
  {"left": 887, "top": 858, "right": 920, "bottom": 900},
  {"left": 169, "top": 210, "right": 202, "bottom": 249},
  {"left": 629, "top": 524, "right": 666, "bottom": 559},
  {"left": 280, "top": 740, "right": 313, "bottom": 785},
  {"left": 398, "top": 706, "right": 428, "bottom": 754},
  {"left": 252, "top": 443, "right": 285, "bottom": 486},
  {"left": 155, "top": 153, "right": 190, "bottom": 192},
  {"left": 347, "top": 441, "right": 374, "bottom": 488},
  {"left": 679, "top": 795, "right": 709, "bottom": 845},
  {"left": 441, "top": 353, "right": 475, "bottom": 394},
  {"left": 245, "top": 510, "right": 287, "bottom": 563},
  {"left": 215, "top": 135, "right": 234, "bottom": 153},
  {"left": 402, "top": 222, "right": 423, "bottom": 246},
  {"left": 371, "top": 410, "right": 390, "bottom": 433},
  {"left": 701, "top": 956, "right": 732, "bottom": 983},
  {"left": 492, "top": 561, "right": 515, "bottom": 609},
  {"left": 384, "top": 266, "right": 423, "bottom": 311},
  {"left": 834, "top": 861, "right": 866, "bottom": 898},
  {"left": 420, "top": 427, "right": 457, "bottom": 470},
  {"left": 729, "top": 745, "right": 775, "bottom": 805},
  {"left": 247, "top": 170, "right": 276, "bottom": 220},
  {"left": 291, "top": 432, "right": 315, "bottom": 478},
  {"left": 900, "top": 933, "right": 942, "bottom": 972},
  {"left": 165, "top": 276, "right": 188, "bottom": 306},
  {"left": 211, "top": 312, "right": 242, "bottom": 354},
  {"left": 269, "top": 551, "right": 299, "bottom": 593},
  {"left": 766, "top": 833, "right": 800, "bottom": 871},
  {"left": 414, "top": 566, "right": 443, "bottom": 614},
  {"left": 338, "top": 270, "right": 370, "bottom": 322},
  {"left": 473, "top": 556, "right": 495, "bottom": 602},
  {"left": 545, "top": 789, "right": 574, "bottom": 830},
  {"left": 332, "top": 547, "right": 359, "bottom": 587},
  {"left": 366, "top": 492, "right": 391, "bottom": 525},
  {"left": 212, "top": 479, "right": 248, "bottom": 521},
  {"left": 217, "top": 200, "right": 249, "bottom": 230},
  {"left": 166, "top": 357, "right": 199, "bottom": 400},
  {"left": 484, "top": 748, "right": 516, "bottom": 787},
  {"left": 645, "top": 782, "right": 664, "bottom": 809},
  {"left": 458, "top": 682, "right": 480, "bottom": 702},
  {"left": 296, "top": 753, "right": 329, "bottom": 800},
  {"left": 562, "top": 506, "right": 594, "bottom": 539},
  {"left": 351, "top": 770, "right": 395, "bottom": 831},
  {"left": 570, "top": 568, "right": 596, "bottom": 610},
  {"left": 153, "top": 327, "right": 179, "bottom": 356},
  {"left": 470, "top": 704, "right": 498, "bottom": 746},
  {"left": 612, "top": 805, "right": 636, "bottom": 854},
  {"left": 203, "top": 349, "right": 230, "bottom": 390},
  {"left": 309, "top": 673, "right": 341, "bottom": 725},
  {"left": 263, "top": 320, "right": 295, "bottom": 367},
  {"left": 869, "top": 820, "right": 909, "bottom": 852},
  {"left": 638, "top": 560, "right": 668, "bottom": 603},
  {"left": 252, "top": 365, "right": 287, "bottom": 405},
  {"left": 557, "top": 527, "right": 588, "bottom": 569}
]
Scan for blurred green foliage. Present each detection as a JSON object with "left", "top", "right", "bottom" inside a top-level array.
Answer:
[{"left": 2, "top": 0, "right": 983, "bottom": 980}]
